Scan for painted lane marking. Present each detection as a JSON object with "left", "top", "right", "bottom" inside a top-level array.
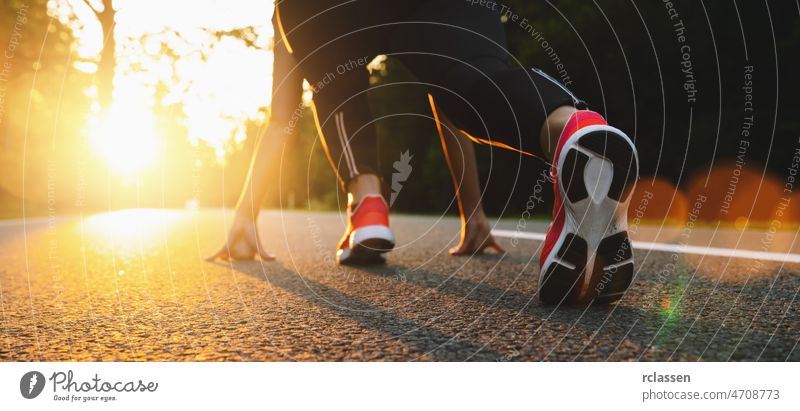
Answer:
[{"left": 491, "top": 229, "right": 800, "bottom": 264}]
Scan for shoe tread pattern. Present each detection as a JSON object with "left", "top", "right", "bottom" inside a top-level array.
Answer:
[
  {"left": 540, "top": 233, "right": 587, "bottom": 305},
  {"left": 587, "top": 231, "right": 633, "bottom": 304}
]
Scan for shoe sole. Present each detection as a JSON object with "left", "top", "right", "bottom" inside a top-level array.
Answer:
[
  {"left": 539, "top": 125, "right": 639, "bottom": 305},
  {"left": 337, "top": 225, "right": 395, "bottom": 265}
]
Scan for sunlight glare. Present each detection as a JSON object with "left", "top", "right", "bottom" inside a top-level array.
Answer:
[
  {"left": 88, "top": 103, "right": 160, "bottom": 175},
  {"left": 84, "top": 209, "right": 184, "bottom": 243},
  {"left": 57, "top": 0, "right": 275, "bottom": 168}
]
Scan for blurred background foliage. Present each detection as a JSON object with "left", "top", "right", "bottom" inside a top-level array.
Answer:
[{"left": 1, "top": 0, "right": 798, "bottom": 226}]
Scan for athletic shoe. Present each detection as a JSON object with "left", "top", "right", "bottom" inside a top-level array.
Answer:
[
  {"left": 538, "top": 111, "right": 639, "bottom": 305},
  {"left": 336, "top": 194, "right": 396, "bottom": 265}
]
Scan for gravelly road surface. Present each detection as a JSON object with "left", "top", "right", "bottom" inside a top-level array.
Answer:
[{"left": 1, "top": 209, "right": 798, "bottom": 361}]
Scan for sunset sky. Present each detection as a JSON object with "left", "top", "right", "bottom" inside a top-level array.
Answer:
[{"left": 52, "top": 0, "right": 276, "bottom": 172}]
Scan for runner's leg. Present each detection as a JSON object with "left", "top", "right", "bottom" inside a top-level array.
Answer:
[{"left": 276, "top": 0, "right": 381, "bottom": 194}]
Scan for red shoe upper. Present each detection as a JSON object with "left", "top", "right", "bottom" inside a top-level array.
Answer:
[
  {"left": 351, "top": 195, "right": 390, "bottom": 228},
  {"left": 338, "top": 195, "right": 390, "bottom": 250},
  {"left": 540, "top": 111, "right": 608, "bottom": 268}
]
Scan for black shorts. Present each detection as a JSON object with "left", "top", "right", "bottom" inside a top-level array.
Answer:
[{"left": 274, "top": 0, "right": 584, "bottom": 184}]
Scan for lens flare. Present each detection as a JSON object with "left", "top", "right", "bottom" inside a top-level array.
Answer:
[{"left": 88, "top": 104, "right": 160, "bottom": 175}]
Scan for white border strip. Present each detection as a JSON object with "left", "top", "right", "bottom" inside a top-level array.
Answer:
[
  {"left": 492, "top": 229, "right": 800, "bottom": 264},
  {"left": 3, "top": 362, "right": 798, "bottom": 410}
]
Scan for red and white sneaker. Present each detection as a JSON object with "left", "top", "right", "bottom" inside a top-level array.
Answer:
[
  {"left": 539, "top": 111, "right": 639, "bottom": 305},
  {"left": 336, "top": 194, "right": 396, "bottom": 265}
]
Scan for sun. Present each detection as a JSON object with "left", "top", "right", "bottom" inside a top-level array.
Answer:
[{"left": 88, "top": 102, "right": 161, "bottom": 175}]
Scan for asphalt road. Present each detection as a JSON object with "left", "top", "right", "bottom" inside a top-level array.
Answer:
[{"left": 1, "top": 209, "right": 798, "bottom": 361}]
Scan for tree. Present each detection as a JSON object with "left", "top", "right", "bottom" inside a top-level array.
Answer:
[
  {"left": 55, "top": 0, "right": 116, "bottom": 111},
  {"left": 1, "top": 0, "right": 90, "bottom": 217},
  {"left": 81, "top": 0, "right": 115, "bottom": 110}
]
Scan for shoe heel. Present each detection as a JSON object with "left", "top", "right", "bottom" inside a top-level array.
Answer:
[{"left": 576, "top": 128, "right": 638, "bottom": 203}]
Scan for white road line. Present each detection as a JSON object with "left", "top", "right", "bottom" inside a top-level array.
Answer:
[
  {"left": 491, "top": 229, "right": 800, "bottom": 264},
  {"left": 0, "top": 217, "right": 62, "bottom": 227}
]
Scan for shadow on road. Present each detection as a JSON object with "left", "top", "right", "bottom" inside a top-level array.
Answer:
[
  {"left": 212, "top": 260, "right": 504, "bottom": 361},
  {"left": 351, "top": 263, "right": 800, "bottom": 361},
  {"left": 207, "top": 258, "right": 800, "bottom": 361}
]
